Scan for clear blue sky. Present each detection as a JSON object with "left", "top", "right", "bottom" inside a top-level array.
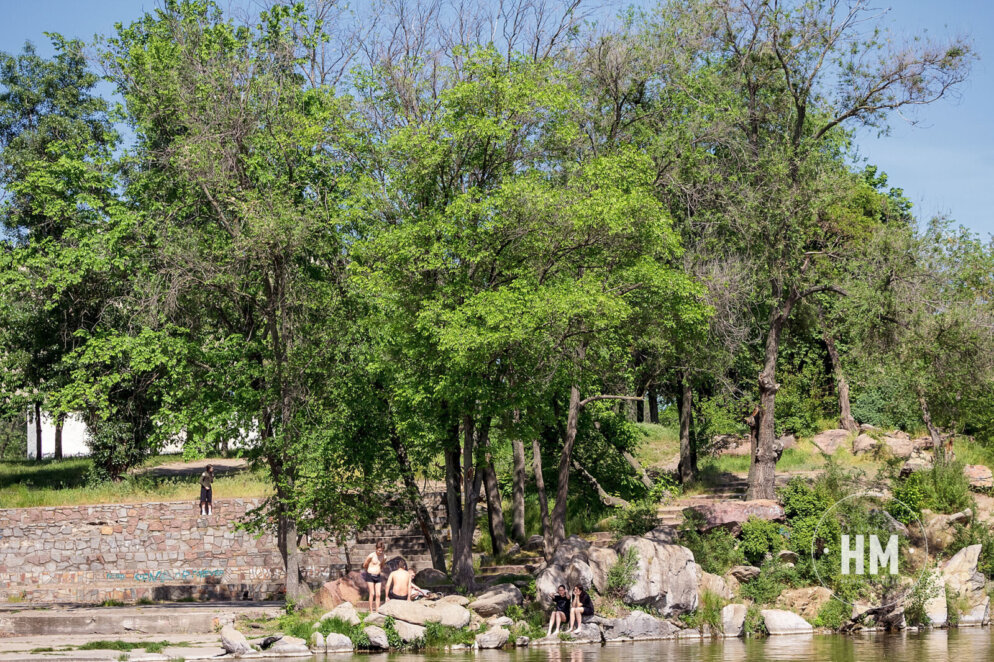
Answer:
[{"left": 1, "top": 0, "right": 991, "bottom": 237}]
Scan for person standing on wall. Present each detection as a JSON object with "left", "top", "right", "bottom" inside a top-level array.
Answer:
[{"left": 200, "top": 464, "right": 214, "bottom": 516}]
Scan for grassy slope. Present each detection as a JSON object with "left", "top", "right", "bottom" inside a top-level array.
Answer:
[{"left": 0, "top": 456, "right": 272, "bottom": 508}]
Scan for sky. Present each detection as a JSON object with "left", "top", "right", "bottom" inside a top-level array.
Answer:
[{"left": 0, "top": 0, "right": 991, "bottom": 237}]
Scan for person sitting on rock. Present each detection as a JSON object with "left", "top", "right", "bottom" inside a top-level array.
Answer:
[
  {"left": 384, "top": 558, "right": 422, "bottom": 601},
  {"left": 362, "top": 541, "right": 387, "bottom": 612},
  {"left": 568, "top": 585, "right": 594, "bottom": 634},
  {"left": 547, "top": 584, "right": 570, "bottom": 636}
]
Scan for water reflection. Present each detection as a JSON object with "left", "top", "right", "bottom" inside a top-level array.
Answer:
[{"left": 315, "top": 629, "right": 994, "bottom": 662}]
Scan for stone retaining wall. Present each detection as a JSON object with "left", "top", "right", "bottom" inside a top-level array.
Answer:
[{"left": 0, "top": 496, "right": 445, "bottom": 605}]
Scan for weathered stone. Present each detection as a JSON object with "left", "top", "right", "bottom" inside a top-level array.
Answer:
[
  {"left": 924, "top": 509, "right": 972, "bottom": 551},
  {"left": 490, "top": 615, "right": 514, "bottom": 627},
  {"left": 475, "top": 626, "right": 510, "bottom": 649},
  {"left": 728, "top": 565, "right": 761, "bottom": 582},
  {"left": 682, "top": 500, "right": 785, "bottom": 536},
  {"left": 269, "top": 635, "right": 309, "bottom": 655},
  {"left": 615, "top": 536, "right": 700, "bottom": 616},
  {"left": 325, "top": 632, "right": 354, "bottom": 652},
  {"left": 414, "top": 568, "right": 449, "bottom": 587},
  {"left": 565, "top": 559, "right": 595, "bottom": 592},
  {"left": 721, "top": 603, "right": 747, "bottom": 637},
  {"left": 811, "top": 429, "right": 850, "bottom": 455},
  {"left": 551, "top": 535, "right": 591, "bottom": 566},
  {"left": 699, "top": 571, "right": 733, "bottom": 600},
  {"left": 777, "top": 550, "right": 799, "bottom": 565},
  {"left": 776, "top": 586, "right": 832, "bottom": 622},
  {"left": 377, "top": 598, "right": 472, "bottom": 628},
  {"left": 515, "top": 636, "right": 530, "bottom": 647},
  {"left": 852, "top": 434, "right": 878, "bottom": 455},
  {"left": 901, "top": 449, "right": 934, "bottom": 476},
  {"left": 586, "top": 546, "right": 618, "bottom": 594},
  {"left": 602, "top": 610, "right": 679, "bottom": 640},
  {"left": 644, "top": 526, "right": 678, "bottom": 544},
  {"left": 960, "top": 596, "right": 990, "bottom": 626},
  {"left": 883, "top": 434, "right": 915, "bottom": 458},
  {"left": 363, "top": 611, "right": 387, "bottom": 627},
  {"left": 469, "top": 583, "right": 523, "bottom": 617},
  {"left": 393, "top": 619, "right": 426, "bottom": 643},
  {"left": 310, "top": 631, "right": 325, "bottom": 651},
  {"left": 779, "top": 434, "right": 798, "bottom": 451},
  {"left": 439, "top": 594, "right": 470, "bottom": 606},
  {"left": 220, "top": 625, "right": 251, "bottom": 655},
  {"left": 761, "top": 609, "right": 813, "bottom": 635},
  {"left": 941, "top": 544, "right": 986, "bottom": 604},
  {"left": 535, "top": 563, "right": 568, "bottom": 607},
  {"left": 316, "top": 578, "right": 362, "bottom": 610},
  {"left": 321, "top": 602, "right": 360, "bottom": 626},
  {"left": 965, "top": 465, "right": 994, "bottom": 491},
  {"left": 364, "top": 625, "right": 389, "bottom": 649},
  {"left": 570, "top": 622, "right": 602, "bottom": 642},
  {"left": 524, "top": 535, "right": 545, "bottom": 552}
]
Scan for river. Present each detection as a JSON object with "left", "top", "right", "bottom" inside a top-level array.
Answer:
[{"left": 310, "top": 629, "right": 994, "bottom": 662}]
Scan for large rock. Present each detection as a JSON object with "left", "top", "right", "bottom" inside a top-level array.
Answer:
[
  {"left": 722, "top": 603, "right": 747, "bottom": 637},
  {"left": 587, "top": 546, "right": 618, "bottom": 594},
  {"left": 728, "top": 565, "right": 761, "bottom": 582},
  {"left": 569, "top": 622, "right": 603, "bottom": 642},
  {"left": 325, "top": 633, "right": 354, "bottom": 653},
  {"left": 960, "top": 597, "right": 990, "bottom": 626},
  {"left": 364, "top": 611, "right": 387, "bottom": 627},
  {"left": 683, "top": 500, "right": 785, "bottom": 536},
  {"left": 551, "top": 535, "right": 591, "bottom": 566},
  {"left": 965, "top": 465, "right": 994, "bottom": 491},
  {"left": 439, "top": 594, "right": 470, "bottom": 606},
  {"left": 377, "top": 598, "right": 472, "bottom": 628},
  {"left": 414, "top": 568, "right": 449, "bottom": 587},
  {"left": 524, "top": 535, "right": 546, "bottom": 552},
  {"left": 699, "top": 571, "right": 733, "bottom": 601},
  {"left": 901, "top": 449, "right": 934, "bottom": 476},
  {"left": 941, "top": 544, "right": 986, "bottom": 604},
  {"left": 715, "top": 434, "right": 750, "bottom": 455},
  {"left": 922, "top": 571, "right": 947, "bottom": 627},
  {"left": 565, "top": 559, "right": 595, "bottom": 591},
  {"left": 364, "top": 626, "right": 389, "bottom": 650},
  {"left": 316, "top": 577, "right": 363, "bottom": 609},
  {"left": 310, "top": 631, "right": 325, "bottom": 651},
  {"left": 475, "top": 626, "right": 510, "bottom": 649},
  {"left": 884, "top": 433, "right": 916, "bottom": 458},
  {"left": 924, "top": 509, "right": 972, "bottom": 551},
  {"left": 761, "top": 609, "right": 813, "bottom": 635},
  {"left": 269, "top": 636, "right": 309, "bottom": 655},
  {"left": 602, "top": 610, "right": 679, "bottom": 640},
  {"left": 469, "top": 583, "right": 523, "bottom": 617},
  {"left": 220, "top": 625, "right": 252, "bottom": 655},
  {"left": 812, "top": 429, "right": 850, "bottom": 455},
  {"left": 393, "top": 619, "right": 426, "bottom": 643},
  {"left": 321, "top": 602, "right": 360, "bottom": 626},
  {"left": 776, "top": 586, "right": 832, "bottom": 622},
  {"left": 616, "top": 536, "right": 701, "bottom": 616},
  {"left": 535, "top": 564, "right": 568, "bottom": 607},
  {"left": 852, "top": 434, "right": 878, "bottom": 455}
]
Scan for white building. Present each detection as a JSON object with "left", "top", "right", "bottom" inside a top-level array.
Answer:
[{"left": 26, "top": 410, "right": 183, "bottom": 459}]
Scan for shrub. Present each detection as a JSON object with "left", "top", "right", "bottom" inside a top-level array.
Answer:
[
  {"left": 738, "top": 561, "right": 799, "bottom": 605},
  {"left": 889, "top": 472, "right": 928, "bottom": 525},
  {"left": 678, "top": 513, "right": 744, "bottom": 575},
  {"left": 423, "top": 622, "right": 475, "bottom": 648},
  {"left": 739, "top": 517, "right": 784, "bottom": 565},
  {"left": 813, "top": 598, "right": 850, "bottom": 630},
  {"left": 949, "top": 521, "right": 994, "bottom": 579},
  {"left": 904, "top": 569, "right": 939, "bottom": 627},
  {"left": 680, "top": 589, "right": 726, "bottom": 631},
  {"left": 606, "top": 547, "right": 639, "bottom": 598},
  {"left": 743, "top": 603, "right": 767, "bottom": 636},
  {"left": 778, "top": 477, "right": 831, "bottom": 522},
  {"left": 890, "top": 461, "right": 974, "bottom": 524},
  {"left": 611, "top": 499, "right": 659, "bottom": 537}
]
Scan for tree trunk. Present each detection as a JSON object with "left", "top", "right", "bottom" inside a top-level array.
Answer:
[
  {"left": 620, "top": 448, "right": 654, "bottom": 490},
  {"left": 678, "top": 375, "right": 694, "bottom": 484},
  {"left": 444, "top": 427, "right": 462, "bottom": 546},
  {"left": 511, "top": 437, "right": 527, "bottom": 543},
  {"left": 918, "top": 391, "right": 945, "bottom": 463},
  {"left": 482, "top": 459, "right": 508, "bottom": 557},
  {"left": 388, "top": 425, "right": 447, "bottom": 572},
  {"left": 820, "top": 310, "right": 857, "bottom": 432},
  {"left": 636, "top": 396, "right": 645, "bottom": 423},
  {"left": 747, "top": 311, "right": 786, "bottom": 500},
  {"left": 532, "top": 438, "right": 552, "bottom": 560},
  {"left": 648, "top": 386, "right": 659, "bottom": 424},
  {"left": 573, "top": 460, "right": 630, "bottom": 507},
  {"left": 278, "top": 510, "right": 307, "bottom": 603},
  {"left": 34, "top": 402, "right": 42, "bottom": 461},
  {"left": 550, "top": 382, "right": 582, "bottom": 549},
  {"left": 54, "top": 412, "right": 64, "bottom": 460},
  {"left": 452, "top": 415, "right": 486, "bottom": 590}
]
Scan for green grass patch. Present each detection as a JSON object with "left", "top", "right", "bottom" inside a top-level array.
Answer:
[
  {"left": 76, "top": 640, "right": 178, "bottom": 652},
  {"left": 633, "top": 423, "right": 680, "bottom": 468}
]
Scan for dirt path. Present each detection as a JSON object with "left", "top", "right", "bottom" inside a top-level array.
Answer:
[{"left": 133, "top": 457, "right": 248, "bottom": 478}]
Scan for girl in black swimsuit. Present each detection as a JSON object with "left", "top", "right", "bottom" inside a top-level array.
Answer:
[
  {"left": 569, "top": 585, "right": 594, "bottom": 633},
  {"left": 547, "top": 584, "right": 570, "bottom": 636}
]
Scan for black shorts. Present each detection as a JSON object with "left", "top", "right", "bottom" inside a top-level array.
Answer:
[
  {"left": 362, "top": 571, "right": 383, "bottom": 584},
  {"left": 582, "top": 606, "right": 594, "bottom": 617},
  {"left": 388, "top": 591, "right": 407, "bottom": 600},
  {"left": 556, "top": 607, "right": 569, "bottom": 617},
  {"left": 200, "top": 486, "right": 212, "bottom": 504}
]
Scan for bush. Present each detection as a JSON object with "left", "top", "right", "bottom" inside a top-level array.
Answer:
[
  {"left": 611, "top": 499, "right": 659, "bottom": 537},
  {"left": 744, "top": 603, "right": 767, "bottom": 636},
  {"left": 738, "top": 560, "right": 799, "bottom": 605},
  {"left": 813, "top": 598, "right": 850, "bottom": 630},
  {"left": 904, "top": 569, "right": 940, "bottom": 627},
  {"left": 890, "top": 461, "right": 974, "bottom": 524},
  {"left": 679, "top": 589, "right": 725, "bottom": 631},
  {"left": 739, "top": 517, "right": 784, "bottom": 565},
  {"left": 85, "top": 417, "right": 154, "bottom": 482},
  {"left": 778, "top": 477, "right": 831, "bottom": 522},
  {"left": 678, "top": 512, "right": 744, "bottom": 575},
  {"left": 889, "top": 472, "right": 928, "bottom": 525},
  {"left": 606, "top": 547, "right": 639, "bottom": 598},
  {"left": 948, "top": 521, "right": 994, "bottom": 579}
]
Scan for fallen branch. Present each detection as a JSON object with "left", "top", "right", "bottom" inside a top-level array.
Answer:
[{"left": 572, "top": 460, "right": 630, "bottom": 508}]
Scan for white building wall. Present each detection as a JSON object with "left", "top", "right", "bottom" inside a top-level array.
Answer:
[{"left": 25, "top": 410, "right": 184, "bottom": 459}]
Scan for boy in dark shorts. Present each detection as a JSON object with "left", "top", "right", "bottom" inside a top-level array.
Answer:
[{"left": 200, "top": 464, "right": 214, "bottom": 516}]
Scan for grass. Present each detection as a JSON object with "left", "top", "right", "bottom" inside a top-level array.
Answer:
[
  {"left": 0, "top": 455, "right": 271, "bottom": 508},
  {"left": 76, "top": 640, "right": 184, "bottom": 653},
  {"left": 634, "top": 423, "right": 680, "bottom": 468}
]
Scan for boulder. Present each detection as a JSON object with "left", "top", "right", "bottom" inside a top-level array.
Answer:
[
  {"left": 393, "top": 619, "right": 426, "bottom": 643},
  {"left": 728, "top": 565, "right": 761, "bottom": 582},
  {"left": 715, "top": 434, "right": 750, "bottom": 455},
  {"left": 364, "top": 611, "right": 387, "bottom": 627},
  {"left": 564, "top": 559, "right": 595, "bottom": 591},
  {"left": 811, "top": 429, "right": 850, "bottom": 455},
  {"left": 490, "top": 616, "right": 514, "bottom": 627},
  {"left": 682, "top": 500, "right": 785, "bottom": 536},
  {"left": 776, "top": 586, "right": 832, "bottom": 622},
  {"left": 960, "top": 597, "right": 990, "bottom": 626},
  {"left": 220, "top": 625, "right": 252, "bottom": 655},
  {"left": 884, "top": 434, "right": 916, "bottom": 459},
  {"left": 469, "top": 583, "right": 523, "bottom": 617},
  {"left": 901, "top": 449, "right": 934, "bottom": 476},
  {"left": 439, "top": 594, "right": 470, "bottom": 607},
  {"left": 414, "top": 568, "right": 449, "bottom": 587},
  {"left": 602, "top": 610, "right": 679, "bottom": 640},
  {"left": 524, "top": 535, "right": 546, "bottom": 552},
  {"left": 922, "top": 571, "right": 947, "bottom": 627},
  {"left": 475, "top": 626, "right": 510, "bottom": 649},
  {"left": 325, "top": 633, "right": 354, "bottom": 653},
  {"left": 569, "top": 622, "right": 603, "bottom": 642},
  {"left": 321, "top": 602, "right": 360, "bottom": 626},
  {"left": 586, "top": 546, "right": 619, "bottom": 594},
  {"left": 377, "top": 598, "right": 472, "bottom": 628},
  {"left": 924, "top": 509, "right": 972, "bottom": 551},
  {"left": 310, "top": 632, "right": 325, "bottom": 651},
  {"left": 364, "top": 625, "right": 389, "bottom": 650},
  {"left": 761, "top": 609, "right": 813, "bottom": 635},
  {"left": 777, "top": 550, "right": 799, "bottom": 565},
  {"left": 551, "top": 535, "right": 591, "bottom": 566},
  {"left": 269, "top": 636, "right": 309, "bottom": 655},
  {"left": 699, "top": 571, "right": 733, "bottom": 601},
  {"left": 535, "top": 563, "right": 568, "bottom": 607},
  {"left": 721, "top": 603, "right": 747, "bottom": 637},
  {"left": 616, "top": 536, "right": 701, "bottom": 616},
  {"left": 515, "top": 636, "right": 530, "bottom": 647},
  {"left": 316, "top": 577, "right": 363, "bottom": 609},
  {"left": 644, "top": 526, "right": 678, "bottom": 544},
  {"left": 965, "top": 465, "right": 994, "bottom": 491},
  {"left": 852, "top": 434, "right": 878, "bottom": 455},
  {"left": 941, "top": 544, "right": 986, "bottom": 603},
  {"left": 778, "top": 434, "right": 798, "bottom": 451}
]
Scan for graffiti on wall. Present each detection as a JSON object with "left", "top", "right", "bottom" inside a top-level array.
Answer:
[{"left": 106, "top": 569, "right": 226, "bottom": 583}]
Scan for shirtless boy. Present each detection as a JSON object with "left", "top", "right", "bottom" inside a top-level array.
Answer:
[{"left": 384, "top": 559, "right": 422, "bottom": 601}]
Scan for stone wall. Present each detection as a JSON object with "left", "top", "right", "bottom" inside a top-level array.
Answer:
[{"left": 0, "top": 496, "right": 445, "bottom": 605}]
